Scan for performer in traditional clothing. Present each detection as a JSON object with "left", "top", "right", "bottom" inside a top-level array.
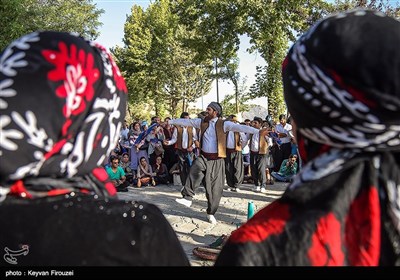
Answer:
[{"left": 169, "top": 102, "right": 266, "bottom": 224}]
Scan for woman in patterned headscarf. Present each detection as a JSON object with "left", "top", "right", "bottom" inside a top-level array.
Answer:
[
  {"left": 216, "top": 10, "right": 400, "bottom": 266},
  {"left": 0, "top": 31, "right": 188, "bottom": 266}
]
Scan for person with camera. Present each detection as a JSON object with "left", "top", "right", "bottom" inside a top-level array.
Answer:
[{"left": 271, "top": 154, "right": 298, "bottom": 182}]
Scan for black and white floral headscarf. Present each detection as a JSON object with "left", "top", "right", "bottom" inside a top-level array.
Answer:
[
  {"left": 282, "top": 9, "right": 400, "bottom": 262},
  {"left": 216, "top": 10, "right": 400, "bottom": 266},
  {"left": 0, "top": 31, "right": 127, "bottom": 200}
]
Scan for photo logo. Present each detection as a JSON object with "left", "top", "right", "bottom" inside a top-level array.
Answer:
[{"left": 3, "top": 245, "right": 29, "bottom": 265}]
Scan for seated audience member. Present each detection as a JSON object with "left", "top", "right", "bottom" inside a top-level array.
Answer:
[
  {"left": 106, "top": 155, "right": 129, "bottom": 192},
  {"left": 0, "top": 31, "right": 189, "bottom": 266},
  {"left": 169, "top": 162, "right": 182, "bottom": 186},
  {"left": 271, "top": 154, "right": 298, "bottom": 182},
  {"left": 152, "top": 155, "right": 169, "bottom": 185},
  {"left": 119, "top": 152, "right": 135, "bottom": 185},
  {"left": 137, "top": 157, "right": 156, "bottom": 187},
  {"left": 216, "top": 10, "right": 400, "bottom": 266}
]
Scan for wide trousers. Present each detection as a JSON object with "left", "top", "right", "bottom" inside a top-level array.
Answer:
[
  {"left": 181, "top": 156, "right": 225, "bottom": 215},
  {"left": 177, "top": 149, "right": 194, "bottom": 186},
  {"left": 250, "top": 152, "right": 267, "bottom": 188},
  {"left": 225, "top": 151, "right": 244, "bottom": 188}
]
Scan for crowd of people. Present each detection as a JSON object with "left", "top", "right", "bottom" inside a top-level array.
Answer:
[{"left": 107, "top": 111, "right": 299, "bottom": 191}]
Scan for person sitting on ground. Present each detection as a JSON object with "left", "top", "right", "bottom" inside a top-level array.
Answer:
[
  {"left": 137, "top": 157, "right": 156, "bottom": 187},
  {"left": 106, "top": 155, "right": 129, "bottom": 192},
  {"left": 152, "top": 155, "right": 169, "bottom": 185},
  {"left": 0, "top": 31, "right": 189, "bottom": 266},
  {"left": 119, "top": 152, "right": 135, "bottom": 185},
  {"left": 271, "top": 154, "right": 298, "bottom": 182},
  {"left": 169, "top": 162, "right": 182, "bottom": 186},
  {"left": 216, "top": 10, "right": 400, "bottom": 266}
]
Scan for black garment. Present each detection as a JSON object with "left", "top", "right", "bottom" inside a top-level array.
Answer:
[
  {"left": 0, "top": 194, "right": 189, "bottom": 266},
  {"left": 177, "top": 149, "right": 194, "bottom": 186},
  {"left": 225, "top": 151, "right": 244, "bottom": 189},
  {"left": 181, "top": 156, "right": 225, "bottom": 215},
  {"left": 217, "top": 10, "right": 400, "bottom": 266},
  {"left": 250, "top": 153, "right": 267, "bottom": 188}
]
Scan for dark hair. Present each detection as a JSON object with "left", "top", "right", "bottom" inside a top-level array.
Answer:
[
  {"left": 253, "top": 117, "right": 263, "bottom": 124},
  {"left": 110, "top": 155, "right": 119, "bottom": 162},
  {"left": 180, "top": 112, "right": 189, "bottom": 118},
  {"left": 140, "top": 156, "right": 147, "bottom": 162},
  {"left": 279, "top": 114, "right": 286, "bottom": 121}
]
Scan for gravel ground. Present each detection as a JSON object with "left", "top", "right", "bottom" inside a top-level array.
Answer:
[{"left": 117, "top": 181, "right": 288, "bottom": 266}]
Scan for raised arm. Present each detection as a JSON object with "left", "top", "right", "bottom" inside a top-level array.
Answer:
[
  {"left": 169, "top": 118, "right": 202, "bottom": 129},
  {"left": 224, "top": 121, "right": 260, "bottom": 135}
]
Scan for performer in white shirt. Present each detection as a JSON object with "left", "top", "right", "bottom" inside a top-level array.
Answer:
[
  {"left": 225, "top": 115, "right": 247, "bottom": 192},
  {"left": 163, "top": 112, "right": 197, "bottom": 186},
  {"left": 168, "top": 102, "right": 265, "bottom": 224}
]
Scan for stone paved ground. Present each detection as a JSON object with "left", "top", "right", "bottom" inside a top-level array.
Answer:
[{"left": 117, "top": 181, "right": 288, "bottom": 266}]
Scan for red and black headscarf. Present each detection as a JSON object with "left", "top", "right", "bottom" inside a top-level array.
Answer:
[
  {"left": 0, "top": 31, "right": 127, "bottom": 200},
  {"left": 216, "top": 10, "right": 400, "bottom": 266}
]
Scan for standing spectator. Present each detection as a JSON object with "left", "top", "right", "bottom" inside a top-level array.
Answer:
[
  {"left": 216, "top": 10, "right": 400, "bottom": 266},
  {"left": 130, "top": 121, "right": 148, "bottom": 172},
  {"left": 161, "top": 117, "right": 177, "bottom": 171},
  {"left": 274, "top": 114, "right": 292, "bottom": 172},
  {"left": 0, "top": 31, "right": 188, "bottom": 265},
  {"left": 163, "top": 112, "right": 197, "bottom": 186}
]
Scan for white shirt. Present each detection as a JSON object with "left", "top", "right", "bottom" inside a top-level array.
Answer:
[
  {"left": 166, "top": 126, "right": 197, "bottom": 149},
  {"left": 249, "top": 130, "right": 272, "bottom": 153},
  {"left": 226, "top": 131, "right": 246, "bottom": 149},
  {"left": 276, "top": 123, "right": 292, "bottom": 144},
  {"left": 169, "top": 117, "right": 259, "bottom": 153}
]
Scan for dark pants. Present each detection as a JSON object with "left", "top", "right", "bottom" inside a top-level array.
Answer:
[
  {"left": 177, "top": 149, "right": 194, "bottom": 186},
  {"left": 273, "top": 142, "right": 291, "bottom": 172},
  {"left": 181, "top": 156, "right": 225, "bottom": 215},
  {"left": 225, "top": 151, "right": 244, "bottom": 188},
  {"left": 250, "top": 152, "right": 267, "bottom": 188},
  {"left": 115, "top": 181, "right": 129, "bottom": 192}
]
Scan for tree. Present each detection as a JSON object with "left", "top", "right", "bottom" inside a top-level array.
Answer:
[
  {"left": 114, "top": 0, "right": 212, "bottom": 118},
  {"left": 0, "top": 0, "right": 104, "bottom": 51},
  {"left": 333, "top": 0, "right": 400, "bottom": 18},
  {"left": 172, "top": 0, "right": 333, "bottom": 118},
  {"left": 220, "top": 76, "right": 251, "bottom": 117},
  {"left": 219, "top": 56, "right": 243, "bottom": 114}
]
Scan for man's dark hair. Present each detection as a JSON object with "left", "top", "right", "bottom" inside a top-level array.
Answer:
[
  {"left": 279, "top": 114, "right": 286, "bottom": 121},
  {"left": 110, "top": 155, "right": 119, "bottom": 162},
  {"left": 180, "top": 112, "right": 189, "bottom": 118},
  {"left": 253, "top": 117, "right": 263, "bottom": 124}
]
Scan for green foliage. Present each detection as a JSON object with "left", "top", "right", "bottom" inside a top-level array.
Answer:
[
  {"left": 0, "top": 0, "right": 103, "bottom": 51},
  {"left": 173, "top": 0, "right": 333, "bottom": 118},
  {"left": 114, "top": 0, "right": 212, "bottom": 118},
  {"left": 332, "top": 0, "right": 400, "bottom": 19}
]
